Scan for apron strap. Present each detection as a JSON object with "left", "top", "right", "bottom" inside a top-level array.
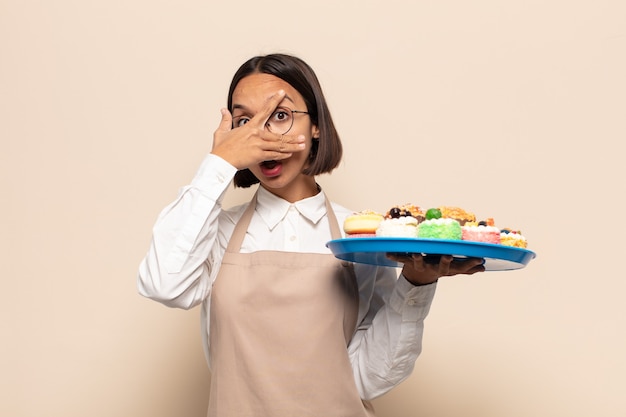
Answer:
[
  {"left": 225, "top": 188, "right": 342, "bottom": 254},
  {"left": 325, "top": 197, "right": 342, "bottom": 240},
  {"left": 225, "top": 192, "right": 258, "bottom": 254}
]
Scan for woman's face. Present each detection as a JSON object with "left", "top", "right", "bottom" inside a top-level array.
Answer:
[{"left": 231, "top": 73, "right": 320, "bottom": 201}]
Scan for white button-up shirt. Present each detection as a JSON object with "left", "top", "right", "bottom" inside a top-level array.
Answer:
[{"left": 138, "top": 153, "right": 437, "bottom": 400}]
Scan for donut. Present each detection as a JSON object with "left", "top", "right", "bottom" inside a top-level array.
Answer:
[{"left": 343, "top": 210, "right": 384, "bottom": 237}]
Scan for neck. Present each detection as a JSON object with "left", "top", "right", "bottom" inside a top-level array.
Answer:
[{"left": 261, "top": 177, "right": 320, "bottom": 203}]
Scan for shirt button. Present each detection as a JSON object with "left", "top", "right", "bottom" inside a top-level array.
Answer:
[
  {"left": 407, "top": 299, "right": 418, "bottom": 306},
  {"left": 290, "top": 235, "right": 296, "bottom": 241}
]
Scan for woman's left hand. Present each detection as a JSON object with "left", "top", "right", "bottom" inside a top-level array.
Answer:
[{"left": 386, "top": 254, "right": 485, "bottom": 286}]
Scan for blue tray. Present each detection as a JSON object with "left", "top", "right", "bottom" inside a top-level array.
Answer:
[{"left": 326, "top": 237, "right": 536, "bottom": 271}]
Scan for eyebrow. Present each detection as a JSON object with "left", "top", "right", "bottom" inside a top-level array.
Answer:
[{"left": 231, "top": 94, "right": 296, "bottom": 112}]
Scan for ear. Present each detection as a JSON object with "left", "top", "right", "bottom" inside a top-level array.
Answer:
[{"left": 311, "top": 124, "right": 320, "bottom": 139}]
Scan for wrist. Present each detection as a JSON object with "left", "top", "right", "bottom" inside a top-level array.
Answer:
[
  {"left": 405, "top": 276, "right": 438, "bottom": 287},
  {"left": 401, "top": 266, "right": 439, "bottom": 286}
]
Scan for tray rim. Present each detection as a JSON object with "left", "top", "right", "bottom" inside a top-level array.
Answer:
[{"left": 326, "top": 237, "right": 536, "bottom": 271}]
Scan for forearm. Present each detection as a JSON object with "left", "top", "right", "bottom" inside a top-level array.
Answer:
[
  {"left": 349, "top": 277, "right": 437, "bottom": 400},
  {"left": 137, "top": 154, "right": 237, "bottom": 309}
]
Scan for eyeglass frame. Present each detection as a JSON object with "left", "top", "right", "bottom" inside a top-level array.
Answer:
[{"left": 232, "top": 107, "right": 310, "bottom": 135}]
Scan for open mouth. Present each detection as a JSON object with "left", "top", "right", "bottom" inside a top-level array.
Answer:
[
  {"left": 261, "top": 160, "right": 278, "bottom": 169},
  {"left": 260, "top": 160, "right": 282, "bottom": 177}
]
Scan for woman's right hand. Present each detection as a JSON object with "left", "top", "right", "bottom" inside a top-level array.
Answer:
[{"left": 210, "top": 89, "right": 306, "bottom": 170}]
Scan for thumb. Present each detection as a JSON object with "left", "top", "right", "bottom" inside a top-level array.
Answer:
[
  {"left": 216, "top": 108, "right": 232, "bottom": 132},
  {"left": 212, "top": 108, "right": 232, "bottom": 152}
]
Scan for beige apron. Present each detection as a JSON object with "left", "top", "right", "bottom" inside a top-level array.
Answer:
[{"left": 208, "top": 192, "right": 375, "bottom": 417}]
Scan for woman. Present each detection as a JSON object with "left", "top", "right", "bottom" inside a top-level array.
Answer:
[{"left": 138, "top": 53, "right": 484, "bottom": 416}]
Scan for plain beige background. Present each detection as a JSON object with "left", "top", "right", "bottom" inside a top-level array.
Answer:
[{"left": 2, "top": 0, "right": 625, "bottom": 416}]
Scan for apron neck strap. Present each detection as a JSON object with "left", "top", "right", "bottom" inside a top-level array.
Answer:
[
  {"left": 325, "top": 197, "right": 342, "bottom": 240},
  {"left": 226, "top": 188, "right": 342, "bottom": 253}
]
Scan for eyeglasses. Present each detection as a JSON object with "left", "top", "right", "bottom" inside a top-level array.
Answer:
[{"left": 233, "top": 107, "right": 310, "bottom": 135}]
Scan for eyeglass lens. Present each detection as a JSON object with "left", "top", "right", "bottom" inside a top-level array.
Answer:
[{"left": 266, "top": 108, "right": 295, "bottom": 135}]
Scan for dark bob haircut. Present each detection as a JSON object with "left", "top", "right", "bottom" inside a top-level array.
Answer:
[{"left": 227, "top": 54, "right": 342, "bottom": 188}]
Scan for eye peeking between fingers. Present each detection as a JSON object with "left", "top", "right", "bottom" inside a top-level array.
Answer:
[
  {"left": 232, "top": 115, "right": 250, "bottom": 128},
  {"left": 232, "top": 107, "right": 308, "bottom": 135}
]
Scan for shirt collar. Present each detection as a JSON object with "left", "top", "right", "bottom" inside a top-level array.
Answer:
[{"left": 256, "top": 186, "right": 327, "bottom": 230}]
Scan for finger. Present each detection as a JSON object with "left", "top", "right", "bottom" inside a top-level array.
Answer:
[
  {"left": 257, "top": 134, "right": 305, "bottom": 161},
  {"left": 411, "top": 254, "right": 427, "bottom": 271},
  {"left": 450, "top": 257, "right": 485, "bottom": 275},
  {"left": 467, "top": 264, "right": 486, "bottom": 275},
  {"left": 457, "top": 257, "right": 485, "bottom": 268},
  {"left": 386, "top": 253, "right": 420, "bottom": 268},
  {"left": 450, "top": 257, "right": 483, "bottom": 266},
  {"left": 273, "top": 134, "right": 306, "bottom": 153},
  {"left": 438, "top": 255, "right": 454, "bottom": 276},
  {"left": 216, "top": 108, "right": 232, "bottom": 133},
  {"left": 385, "top": 253, "right": 417, "bottom": 261},
  {"left": 465, "top": 258, "right": 486, "bottom": 274},
  {"left": 279, "top": 134, "right": 285, "bottom": 152},
  {"left": 423, "top": 254, "right": 442, "bottom": 264},
  {"left": 400, "top": 254, "right": 426, "bottom": 272},
  {"left": 250, "top": 89, "right": 286, "bottom": 127}
]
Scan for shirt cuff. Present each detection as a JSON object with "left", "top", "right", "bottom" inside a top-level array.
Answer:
[
  {"left": 190, "top": 153, "right": 238, "bottom": 202},
  {"left": 388, "top": 275, "right": 437, "bottom": 322}
]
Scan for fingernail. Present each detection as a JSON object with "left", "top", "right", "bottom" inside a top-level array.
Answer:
[{"left": 298, "top": 143, "right": 306, "bottom": 149}]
